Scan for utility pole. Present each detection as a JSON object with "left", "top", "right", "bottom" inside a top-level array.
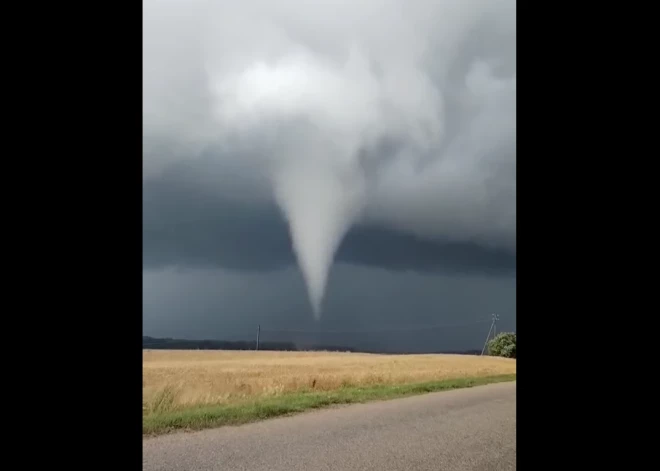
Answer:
[
  {"left": 493, "top": 313, "right": 498, "bottom": 337},
  {"left": 481, "top": 314, "right": 500, "bottom": 356},
  {"left": 256, "top": 324, "right": 261, "bottom": 351}
]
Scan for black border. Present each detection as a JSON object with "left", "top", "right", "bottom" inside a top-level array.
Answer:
[
  {"left": 515, "top": 3, "right": 618, "bottom": 467},
  {"left": 25, "top": 3, "right": 143, "bottom": 469}
]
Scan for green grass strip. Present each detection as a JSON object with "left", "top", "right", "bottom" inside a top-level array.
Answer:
[{"left": 143, "top": 373, "right": 516, "bottom": 436}]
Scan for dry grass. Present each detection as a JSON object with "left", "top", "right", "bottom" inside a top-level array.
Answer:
[{"left": 143, "top": 349, "right": 516, "bottom": 413}]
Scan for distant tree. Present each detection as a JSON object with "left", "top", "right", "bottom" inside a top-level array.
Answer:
[{"left": 487, "top": 332, "right": 516, "bottom": 358}]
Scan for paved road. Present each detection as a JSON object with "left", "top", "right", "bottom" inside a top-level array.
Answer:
[{"left": 143, "top": 381, "right": 516, "bottom": 471}]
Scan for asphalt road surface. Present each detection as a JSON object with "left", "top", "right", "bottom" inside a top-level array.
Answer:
[{"left": 143, "top": 381, "right": 516, "bottom": 471}]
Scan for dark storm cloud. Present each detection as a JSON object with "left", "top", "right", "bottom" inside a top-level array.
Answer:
[
  {"left": 143, "top": 265, "right": 515, "bottom": 351},
  {"left": 143, "top": 161, "right": 515, "bottom": 276},
  {"left": 142, "top": 0, "right": 516, "bottom": 331},
  {"left": 143, "top": 0, "right": 516, "bottom": 254}
]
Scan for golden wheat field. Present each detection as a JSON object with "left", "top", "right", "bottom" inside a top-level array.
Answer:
[{"left": 143, "top": 350, "right": 516, "bottom": 412}]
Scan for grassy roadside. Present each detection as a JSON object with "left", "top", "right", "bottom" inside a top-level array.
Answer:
[{"left": 143, "top": 373, "right": 516, "bottom": 436}]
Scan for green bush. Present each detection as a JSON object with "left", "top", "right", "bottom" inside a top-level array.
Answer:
[{"left": 487, "top": 332, "right": 516, "bottom": 358}]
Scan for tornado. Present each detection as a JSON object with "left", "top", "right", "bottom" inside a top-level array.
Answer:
[
  {"left": 273, "top": 153, "right": 366, "bottom": 319},
  {"left": 198, "top": 1, "right": 488, "bottom": 318},
  {"left": 209, "top": 52, "right": 377, "bottom": 319},
  {"left": 144, "top": 0, "right": 517, "bottom": 323}
]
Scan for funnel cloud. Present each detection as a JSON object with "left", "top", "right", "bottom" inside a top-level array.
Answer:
[
  {"left": 143, "top": 0, "right": 516, "bottom": 322},
  {"left": 273, "top": 157, "right": 366, "bottom": 317}
]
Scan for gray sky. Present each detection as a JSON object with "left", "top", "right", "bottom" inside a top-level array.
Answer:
[{"left": 143, "top": 0, "right": 516, "bottom": 351}]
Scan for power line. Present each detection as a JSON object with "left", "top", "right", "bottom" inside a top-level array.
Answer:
[
  {"left": 260, "top": 317, "right": 495, "bottom": 335},
  {"left": 481, "top": 313, "right": 499, "bottom": 355}
]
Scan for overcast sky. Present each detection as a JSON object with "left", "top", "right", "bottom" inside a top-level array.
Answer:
[{"left": 143, "top": 0, "right": 516, "bottom": 351}]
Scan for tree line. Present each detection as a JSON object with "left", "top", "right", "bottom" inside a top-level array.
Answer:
[
  {"left": 142, "top": 336, "right": 487, "bottom": 355},
  {"left": 486, "top": 332, "right": 516, "bottom": 358}
]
